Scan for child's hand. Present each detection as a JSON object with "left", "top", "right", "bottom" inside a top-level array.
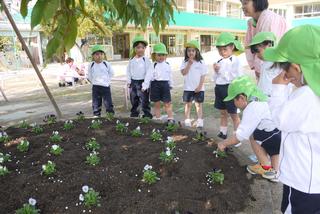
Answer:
[
  {"left": 272, "top": 71, "right": 292, "bottom": 85},
  {"left": 217, "top": 142, "right": 227, "bottom": 152},
  {"left": 188, "top": 59, "right": 194, "bottom": 65},
  {"left": 213, "top": 63, "right": 220, "bottom": 73},
  {"left": 141, "top": 88, "right": 146, "bottom": 92},
  {"left": 195, "top": 86, "right": 201, "bottom": 93}
]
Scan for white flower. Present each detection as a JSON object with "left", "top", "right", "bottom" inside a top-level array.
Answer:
[
  {"left": 28, "top": 198, "right": 37, "bottom": 206},
  {"left": 166, "top": 150, "right": 171, "bottom": 156},
  {"left": 0, "top": 157, "right": 3, "bottom": 163},
  {"left": 53, "top": 131, "right": 59, "bottom": 135},
  {"left": 136, "top": 126, "right": 140, "bottom": 131},
  {"left": 51, "top": 145, "right": 59, "bottom": 150},
  {"left": 48, "top": 161, "right": 53, "bottom": 164},
  {"left": 82, "top": 185, "right": 89, "bottom": 193},
  {"left": 144, "top": 164, "right": 152, "bottom": 171},
  {"left": 167, "top": 136, "right": 173, "bottom": 142},
  {"left": 152, "top": 129, "right": 155, "bottom": 132},
  {"left": 30, "top": 123, "right": 36, "bottom": 127},
  {"left": 42, "top": 165, "right": 46, "bottom": 170},
  {"left": 125, "top": 122, "right": 129, "bottom": 127},
  {"left": 79, "top": 194, "right": 84, "bottom": 201}
]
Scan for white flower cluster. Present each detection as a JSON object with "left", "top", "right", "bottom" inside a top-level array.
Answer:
[
  {"left": 65, "top": 120, "right": 73, "bottom": 124},
  {"left": 20, "top": 139, "right": 30, "bottom": 146},
  {"left": 30, "top": 123, "right": 37, "bottom": 127},
  {"left": 125, "top": 122, "right": 129, "bottom": 127},
  {"left": 165, "top": 147, "right": 172, "bottom": 156},
  {"left": 52, "top": 131, "right": 59, "bottom": 135},
  {"left": 28, "top": 198, "right": 37, "bottom": 206},
  {"left": 42, "top": 160, "right": 53, "bottom": 170},
  {"left": 167, "top": 136, "right": 174, "bottom": 143},
  {"left": 143, "top": 164, "right": 153, "bottom": 171},
  {"left": 136, "top": 126, "right": 140, "bottom": 131},
  {"left": 51, "top": 144, "right": 59, "bottom": 151}
]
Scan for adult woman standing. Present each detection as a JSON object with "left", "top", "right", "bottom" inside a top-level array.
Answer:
[{"left": 241, "top": 0, "right": 287, "bottom": 78}]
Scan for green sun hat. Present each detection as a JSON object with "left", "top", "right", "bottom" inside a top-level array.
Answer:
[
  {"left": 132, "top": 35, "right": 148, "bottom": 46},
  {"left": 152, "top": 43, "right": 168, "bottom": 54},
  {"left": 263, "top": 24, "right": 320, "bottom": 96},
  {"left": 224, "top": 75, "right": 268, "bottom": 102},
  {"left": 215, "top": 32, "right": 244, "bottom": 52},
  {"left": 249, "top": 32, "right": 277, "bottom": 47},
  {"left": 91, "top": 45, "right": 105, "bottom": 55},
  {"left": 185, "top": 40, "right": 200, "bottom": 50}
]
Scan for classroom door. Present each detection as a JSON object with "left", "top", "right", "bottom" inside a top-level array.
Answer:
[{"left": 112, "top": 33, "right": 130, "bottom": 59}]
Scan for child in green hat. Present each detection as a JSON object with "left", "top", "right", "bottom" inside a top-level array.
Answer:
[
  {"left": 87, "top": 45, "right": 115, "bottom": 117},
  {"left": 143, "top": 43, "right": 174, "bottom": 123},
  {"left": 263, "top": 24, "right": 320, "bottom": 213},
  {"left": 180, "top": 40, "right": 208, "bottom": 128},
  {"left": 126, "top": 35, "right": 153, "bottom": 118},
  {"left": 248, "top": 32, "right": 285, "bottom": 97},
  {"left": 213, "top": 32, "right": 244, "bottom": 140},
  {"left": 217, "top": 75, "right": 281, "bottom": 182}
]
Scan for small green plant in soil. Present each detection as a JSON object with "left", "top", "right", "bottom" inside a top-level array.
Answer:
[
  {"left": 19, "top": 120, "right": 30, "bottom": 129},
  {"left": 193, "top": 131, "right": 206, "bottom": 141},
  {"left": 165, "top": 137, "right": 176, "bottom": 150},
  {"left": 31, "top": 123, "right": 43, "bottom": 134},
  {"left": 76, "top": 111, "right": 85, "bottom": 121},
  {"left": 50, "top": 131, "right": 63, "bottom": 143},
  {"left": 0, "top": 165, "right": 9, "bottom": 176},
  {"left": 44, "top": 114, "right": 57, "bottom": 125},
  {"left": 0, "top": 132, "right": 10, "bottom": 143},
  {"left": 0, "top": 152, "right": 11, "bottom": 164},
  {"left": 165, "top": 122, "right": 179, "bottom": 132},
  {"left": 213, "top": 149, "right": 228, "bottom": 158},
  {"left": 15, "top": 198, "right": 39, "bottom": 214},
  {"left": 150, "top": 129, "right": 162, "bottom": 142},
  {"left": 89, "top": 119, "right": 102, "bottom": 129},
  {"left": 17, "top": 139, "right": 30, "bottom": 152},
  {"left": 131, "top": 126, "right": 142, "bottom": 137},
  {"left": 86, "top": 152, "right": 100, "bottom": 166},
  {"left": 50, "top": 144, "right": 63, "bottom": 156},
  {"left": 207, "top": 169, "right": 225, "bottom": 185},
  {"left": 85, "top": 138, "right": 100, "bottom": 151},
  {"left": 159, "top": 147, "right": 175, "bottom": 164},
  {"left": 142, "top": 164, "right": 160, "bottom": 185},
  {"left": 79, "top": 185, "right": 101, "bottom": 208},
  {"left": 115, "top": 120, "right": 129, "bottom": 133},
  {"left": 105, "top": 112, "right": 114, "bottom": 122},
  {"left": 42, "top": 161, "right": 56, "bottom": 176},
  {"left": 138, "top": 117, "right": 150, "bottom": 124},
  {"left": 63, "top": 120, "right": 75, "bottom": 131}
]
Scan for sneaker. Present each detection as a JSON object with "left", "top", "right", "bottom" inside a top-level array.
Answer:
[
  {"left": 217, "top": 132, "right": 227, "bottom": 139},
  {"left": 246, "top": 164, "right": 271, "bottom": 175},
  {"left": 184, "top": 119, "right": 191, "bottom": 127},
  {"left": 167, "top": 119, "right": 175, "bottom": 124},
  {"left": 262, "top": 169, "right": 279, "bottom": 182},
  {"left": 196, "top": 119, "right": 203, "bottom": 128}
]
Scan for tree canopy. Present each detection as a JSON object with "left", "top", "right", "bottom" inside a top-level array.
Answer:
[{"left": 19, "top": 0, "right": 177, "bottom": 59}]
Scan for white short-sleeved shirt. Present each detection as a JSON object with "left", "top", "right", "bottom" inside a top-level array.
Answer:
[
  {"left": 269, "top": 85, "right": 320, "bottom": 194},
  {"left": 126, "top": 56, "right": 152, "bottom": 84},
  {"left": 212, "top": 55, "right": 242, "bottom": 85},
  {"left": 180, "top": 60, "right": 208, "bottom": 91},
  {"left": 236, "top": 101, "right": 277, "bottom": 141},
  {"left": 258, "top": 61, "right": 282, "bottom": 96},
  {"left": 142, "top": 61, "right": 173, "bottom": 90}
]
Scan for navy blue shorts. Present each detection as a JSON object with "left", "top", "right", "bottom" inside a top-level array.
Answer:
[
  {"left": 183, "top": 91, "right": 204, "bottom": 103},
  {"left": 281, "top": 185, "right": 320, "bottom": 213},
  {"left": 214, "top": 84, "right": 237, "bottom": 114},
  {"left": 150, "top": 81, "right": 171, "bottom": 102},
  {"left": 253, "top": 128, "right": 281, "bottom": 156}
]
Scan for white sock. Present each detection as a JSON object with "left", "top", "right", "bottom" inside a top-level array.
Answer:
[{"left": 220, "top": 126, "right": 228, "bottom": 135}]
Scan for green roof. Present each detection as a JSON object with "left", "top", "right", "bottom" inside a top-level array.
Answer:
[
  {"left": 169, "top": 11, "right": 247, "bottom": 31},
  {"left": 293, "top": 18, "right": 320, "bottom": 27}
]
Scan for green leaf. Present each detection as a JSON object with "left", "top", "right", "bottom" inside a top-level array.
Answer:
[
  {"left": 64, "top": 15, "right": 78, "bottom": 50},
  {"left": 20, "top": 0, "right": 32, "bottom": 17},
  {"left": 43, "top": 0, "right": 60, "bottom": 22},
  {"left": 31, "top": 0, "right": 48, "bottom": 29},
  {"left": 46, "top": 36, "right": 60, "bottom": 59}
]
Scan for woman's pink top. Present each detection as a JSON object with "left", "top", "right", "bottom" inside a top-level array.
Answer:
[{"left": 245, "top": 9, "right": 287, "bottom": 74}]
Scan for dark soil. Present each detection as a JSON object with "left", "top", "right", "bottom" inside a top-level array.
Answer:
[{"left": 0, "top": 118, "right": 251, "bottom": 214}]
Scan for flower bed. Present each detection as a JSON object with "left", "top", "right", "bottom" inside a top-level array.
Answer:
[{"left": 0, "top": 117, "right": 251, "bottom": 213}]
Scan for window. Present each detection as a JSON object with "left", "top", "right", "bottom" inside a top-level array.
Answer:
[
  {"left": 269, "top": 8, "right": 287, "bottom": 18},
  {"left": 194, "top": 0, "right": 220, "bottom": 16},
  {"left": 294, "top": 3, "right": 320, "bottom": 18},
  {"left": 227, "top": 2, "right": 241, "bottom": 18},
  {"left": 176, "top": 0, "right": 187, "bottom": 11}
]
